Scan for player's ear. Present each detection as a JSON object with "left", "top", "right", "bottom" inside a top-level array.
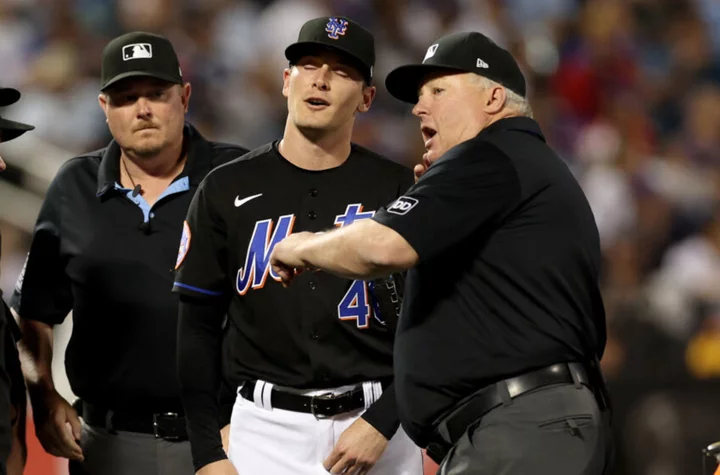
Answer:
[
  {"left": 357, "top": 85, "right": 376, "bottom": 113},
  {"left": 282, "top": 67, "right": 292, "bottom": 98}
]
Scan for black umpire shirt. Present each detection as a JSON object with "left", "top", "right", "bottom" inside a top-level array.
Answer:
[
  {"left": 373, "top": 117, "right": 606, "bottom": 447},
  {"left": 10, "top": 124, "right": 247, "bottom": 413},
  {"left": 173, "top": 142, "right": 413, "bottom": 467}
]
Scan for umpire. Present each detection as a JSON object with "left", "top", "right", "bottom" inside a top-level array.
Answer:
[
  {"left": 0, "top": 86, "right": 34, "bottom": 475},
  {"left": 271, "top": 31, "right": 613, "bottom": 474},
  {"left": 11, "top": 32, "right": 247, "bottom": 475}
]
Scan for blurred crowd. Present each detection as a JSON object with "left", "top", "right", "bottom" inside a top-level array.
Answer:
[{"left": 1, "top": 0, "right": 720, "bottom": 473}]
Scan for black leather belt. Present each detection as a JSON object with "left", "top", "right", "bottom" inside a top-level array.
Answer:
[
  {"left": 426, "top": 362, "right": 595, "bottom": 464},
  {"left": 239, "top": 381, "right": 367, "bottom": 419},
  {"left": 80, "top": 401, "right": 188, "bottom": 441}
]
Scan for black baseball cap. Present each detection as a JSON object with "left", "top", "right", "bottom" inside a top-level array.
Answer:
[
  {"left": 0, "top": 87, "right": 35, "bottom": 143},
  {"left": 386, "top": 31, "right": 526, "bottom": 104},
  {"left": 285, "top": 17, "right": 375, "bottom": 83},
  {"left": 100, "top": 31, "right": 183, "bottom": 91}
]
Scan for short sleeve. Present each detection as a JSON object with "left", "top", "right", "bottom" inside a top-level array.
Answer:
[
  {"left": 173, "top": 179, "right": 229, "bottom": 299},
  {"left": 10, "top": 176, "right": 73, "bottom": 325},
  {"left": 373, "top": 140, "right": 520, "bottom": 262}
]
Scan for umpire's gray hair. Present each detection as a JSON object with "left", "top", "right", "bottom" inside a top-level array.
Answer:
[{"left": 470, "top": 75, "right": 533, "bottom": 118}]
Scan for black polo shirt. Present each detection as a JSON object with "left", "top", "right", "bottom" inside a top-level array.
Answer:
[
  {"left": 10, "top": 124, "right": 247, "bottom": 412},
  {"left": 373, "top": 117, "right": 606, "bottom": 447}
]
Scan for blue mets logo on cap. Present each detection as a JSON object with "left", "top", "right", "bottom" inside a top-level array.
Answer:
[
  {"left": 175, "top": 220, "right": 192, "bottom": 270},
  {"left": 325, "top": 17, "right": 348, "bottom": 40}
]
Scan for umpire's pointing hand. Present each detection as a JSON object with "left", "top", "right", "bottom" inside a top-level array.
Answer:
[
  {"left": 323, "top": 417, "right": 389, "bottom": 475},
  {"left": 33, "top": 390, "right": 84, "bottom": 461}
]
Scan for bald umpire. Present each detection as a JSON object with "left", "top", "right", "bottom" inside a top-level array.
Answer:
[{"left": 270, "top": 31, "right": 614, "bottom": 474}]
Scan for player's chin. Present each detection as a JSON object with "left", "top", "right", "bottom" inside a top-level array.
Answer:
[{"left": 296, "top": 118, "right": 336, "bottom": 134}]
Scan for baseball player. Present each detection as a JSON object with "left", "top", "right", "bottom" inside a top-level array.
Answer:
[{"left": 174, "top": 16, "right": 423, "bottom": 475}]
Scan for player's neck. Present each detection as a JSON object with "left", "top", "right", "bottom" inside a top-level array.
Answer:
[{"left": 279, "top": 120, "right": 352, "bottom": 171}]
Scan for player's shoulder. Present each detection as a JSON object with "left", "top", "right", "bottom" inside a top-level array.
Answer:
[
  {"left": 350, "top": 143, "right": 403, "bottom": 169},
  {"left": 202, "top": 142, "right": 274, "bottom": 185},
  {"left": 349, "top": 142, "right": 412, "bottom": 182}
]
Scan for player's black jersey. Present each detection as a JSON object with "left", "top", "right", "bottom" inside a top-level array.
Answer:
[{"left": 173, "top": 142, "right": 413, "bottom": 388}]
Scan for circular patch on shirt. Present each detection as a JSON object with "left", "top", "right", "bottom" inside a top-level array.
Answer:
[{"left": 175, "top": 220, "right": 191, "bottom": 270}]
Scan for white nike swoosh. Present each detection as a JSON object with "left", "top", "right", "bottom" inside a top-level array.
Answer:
[{"left": 234, "top": 193, "right": 263, "bottom": 208}]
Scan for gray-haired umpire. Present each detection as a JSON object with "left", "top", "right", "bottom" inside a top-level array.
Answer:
[
  {"left": 270, "top": 30, "right": 614, "bottom": 474},
  {"left": 0, "top": 87, "right": 34, "bottom": 475},
  {"left": 10, "top": 32, "right": 247, "bottom": 475}
]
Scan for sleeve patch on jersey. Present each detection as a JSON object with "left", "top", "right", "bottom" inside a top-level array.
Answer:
[
  {"left": 175, "top": 220, "right": 192, "bottom": 270},
  {"left": 386, "top": 196, "right": 418, "bottom": 215}
]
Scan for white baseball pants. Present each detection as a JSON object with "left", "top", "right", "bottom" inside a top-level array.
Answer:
[{"left": 227, "top": 380, "right": 424, "bottom": 474}]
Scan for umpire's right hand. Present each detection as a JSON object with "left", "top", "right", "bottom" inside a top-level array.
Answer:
[{"left": 32, "top": 389, "right": 84, "bottom": 461}]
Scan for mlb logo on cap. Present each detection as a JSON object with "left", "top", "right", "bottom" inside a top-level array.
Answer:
[
  {"left": 101, "top": 32, "right": 182, "bottom": 91},
  {"left": 123, "top": 43, "right": 153, "bottom": 61}
]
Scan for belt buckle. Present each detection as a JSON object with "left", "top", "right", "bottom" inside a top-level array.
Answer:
[
  {"left": 153, "top": 412, "right": 183, "bottom": 441},
  {"left": 310, "top": 392, "right": 336, "bottom": 420}
]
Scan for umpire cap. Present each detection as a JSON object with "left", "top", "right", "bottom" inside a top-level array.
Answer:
[
  {"left": 0, "top": 87, "right": 35, "bottom": 143},
  {"left": 285, "top": 17, "right": 375, "bottom": 83},
  {"left": 386, "top": 31, "right": 526, "bottom": 104},
  {"left": 100, "top": 31, "right": 183, "bottom": 91}
]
